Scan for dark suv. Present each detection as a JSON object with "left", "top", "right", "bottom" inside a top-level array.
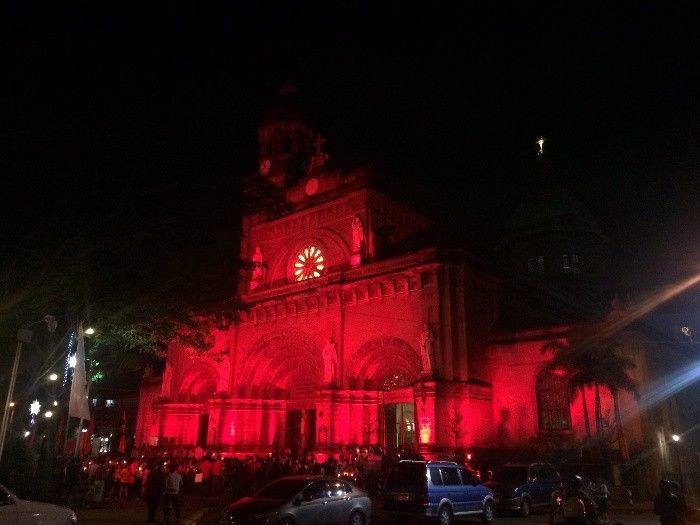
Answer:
[
  {"left": 383, "top": 460, "right": 495, "bottom": 525},
  {"left": 484, "top": 463, "right": 562, "bottom": 517}
]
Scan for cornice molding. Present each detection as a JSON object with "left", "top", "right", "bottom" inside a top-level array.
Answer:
[{"left": 238, "top": 249, "right": 440, "bottom": 326}]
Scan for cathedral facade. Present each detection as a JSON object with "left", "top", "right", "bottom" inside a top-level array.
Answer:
[{"left": 135, "top": 85, "right": 642, "bottom": 462}]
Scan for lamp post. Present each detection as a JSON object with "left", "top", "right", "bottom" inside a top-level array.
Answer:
[
  {"left": 670, "top": 434, "right": 684, "bottom": 493},
  {"left": 0, "top": 315, "right": 56, "bottom": 468},
  {"left": 73, "top": 325, "right": 95, "bottom": 458},
  {"left": 0, "top": 328, "right": 34, "bottom": 468}
]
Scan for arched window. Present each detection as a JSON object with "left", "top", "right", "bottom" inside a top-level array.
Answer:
[{"left": 536, "top": 368, "right": 571, "bottom": 431}]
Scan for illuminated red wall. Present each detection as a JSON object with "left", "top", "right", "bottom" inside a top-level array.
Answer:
[{"left": 134, "top": 168, "right": 642, "bottom": 458}]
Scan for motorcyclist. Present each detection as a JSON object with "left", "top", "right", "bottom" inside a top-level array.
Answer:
[
  {"left": 560, "top": 475, "right": 598, "bottom": 525},
  {"left": 654, "top": 479, "right": 686, "bottom": 525}
]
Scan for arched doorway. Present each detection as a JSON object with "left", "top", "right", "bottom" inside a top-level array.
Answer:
[
  {"left": 237, "top": 330, "right": 322, "bottom": 454},
  {"left": 350, "top": 337, "right": 422, "bottom": 452},
  {"left": 177, "top": 363, "right": 218, "bottom": 446},
  {"left": 379, "top": 369, "right": 417, "bottom": 450}
]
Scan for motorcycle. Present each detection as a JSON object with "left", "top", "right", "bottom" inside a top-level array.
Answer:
[{"left": 550, "top": 489, "right": 605, "bottom": 525}]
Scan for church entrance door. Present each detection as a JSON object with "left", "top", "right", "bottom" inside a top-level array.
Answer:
[
  {"left": 285, "top": 409, "right": 316, "bottom": 456},
  {"left": 382, "top": 402, "right": 415, "bottom": 451},
  {"left": 197, "top": 413, "right": 209, "bottom": 447}
]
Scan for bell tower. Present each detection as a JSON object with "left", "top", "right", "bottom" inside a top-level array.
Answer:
[{"left": 257, "top": 82, "right": 316, "bottom": 187}]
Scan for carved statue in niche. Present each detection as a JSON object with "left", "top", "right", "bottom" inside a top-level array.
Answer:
[
  {"left": 249, "top": 246, "right": 265, "bottom": 291},
  {"left": 217, "top": 354, "right": 230, "bottom": 394},
  {"left": 161, "top": 360, "right": 173, "bottom": 398},
  {"left": 322, "top": 339, "right": 338, "bottom": 384},
  {"left": 351, "top": 215, "right": 364, "bottom": 266},
  {"left": 420, "top": 323, "right": 436, "bottom": 375}
]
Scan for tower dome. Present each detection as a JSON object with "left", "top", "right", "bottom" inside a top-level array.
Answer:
[
  {"left": 496, "top": 181, "right": 610, "bottom": 327},
  {"left": 257, "top": 81, "right": 317, "bottom": 187},
  {"left": 262, "top": 81, "right": 306, "bottom": 124}
]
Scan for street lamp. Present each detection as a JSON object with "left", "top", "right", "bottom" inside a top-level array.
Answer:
[
  {"left": 0, "top": 329, "right": 33, "bottom": 467},
  {"left": 49, "top": 373, "right": 58, "bottom": 381},
  {"left": 0, "top": 316, "right": 56, "bottom": 468},
  {"left": 669, "top": 433, "right": 684, "bottom": 493}
]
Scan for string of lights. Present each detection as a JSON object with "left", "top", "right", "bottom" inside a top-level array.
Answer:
[{"left": 62, "top": 330, "right": 76, "bottom": 387}]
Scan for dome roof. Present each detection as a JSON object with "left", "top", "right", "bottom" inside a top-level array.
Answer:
[{"left": 502, "top": 185, "right": 604, "bottom": 242}]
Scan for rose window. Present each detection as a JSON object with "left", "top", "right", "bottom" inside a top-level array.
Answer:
[{"left": 293, "top": 245, "right": 325, "bottom": 281}]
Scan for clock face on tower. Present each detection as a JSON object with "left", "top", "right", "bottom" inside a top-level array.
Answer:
[
  {"left": 305, "top": 177, "right": 319, "bottom": 196},
  {"left": 293, "top": 245, "right": 325, "bottom": 281},
  {"left": 259, "top": 159, "right": 271, "bottom": 175}
]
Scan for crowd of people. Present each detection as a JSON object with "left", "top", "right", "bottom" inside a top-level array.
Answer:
[
  {"left": 60, "top": 444, "right": 387, "bottom": 516},
  {"left": 53, "top": 447, "right": 694, "bottom": 525}
]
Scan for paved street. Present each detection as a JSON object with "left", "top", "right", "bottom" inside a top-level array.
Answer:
[
  {"left": 75, "top": 495, "right": 666, "bottom": 525},
  {"left": 76, "top": 494, "right": 222, "bottom": 524}
]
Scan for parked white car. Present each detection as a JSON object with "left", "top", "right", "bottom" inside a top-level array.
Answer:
[{"left": 0, "top": 483, "right": 77, "bottom": 525}]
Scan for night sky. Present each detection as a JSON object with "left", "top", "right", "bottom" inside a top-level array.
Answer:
[{"left": 3, "top": 3, "right": 700, "bottom": 293}]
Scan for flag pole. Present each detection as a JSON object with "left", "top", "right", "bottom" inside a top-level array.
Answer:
[
  {"left": 0, "top": 329, "right": 35, "bottom": 468},
  {"left": 69, "top": 321, "right": 92, "bottom": 457},
  {"left": 74, "top": 380, "right": 92, "bottom": 457}
]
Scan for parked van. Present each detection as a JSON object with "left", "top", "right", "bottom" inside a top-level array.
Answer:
[
  {"left": 484, "top": 462, "right": 562, "bottom": 517},
  {"left": 383, "top": 460, "right": 496, "bottom": 525}
]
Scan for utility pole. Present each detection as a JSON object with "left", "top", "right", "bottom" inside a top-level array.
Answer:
[
  {"left": 0, "top": 328, "right": 34, "bottom": 468},
  {"left": 0, "top": 315, "right": 56, "bottom": 468}
]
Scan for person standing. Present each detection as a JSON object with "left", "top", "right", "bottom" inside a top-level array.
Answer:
[
  {"left": 92, "top": 458, "right": 106, "bottom": 508},
  {"left": 118, "top": 462, "right": 131, "bottom": 499},
  {"left": 163, "top": 462, "right": 183, "bottom": 524},
  {"left": 142, "top": 462, "right": 164, "bottom": 523},
  {"left": 654, "top": 479, "right": 686, "bottom": 525},
  {"left": 594, "top": 477, "right": 610, "bottom": 523},
  {"left": 199, "top": 454, "right": 212, "bottom": 496},
  {"left": 64, "top": 458, "right": 81, "bottom": 510},
  {"left": 211, "top": 455, "right": 224, "bottom": 496}
]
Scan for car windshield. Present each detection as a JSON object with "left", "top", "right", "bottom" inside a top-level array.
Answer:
[
  {"left": 386, "top": 463, "right": 426, "bottom": 488},
  {"left": 254, "top": 478, "right": 312, "bottom": 500},
  {"left": 494, "top": 467, "right": 527, "bottom": 484}
]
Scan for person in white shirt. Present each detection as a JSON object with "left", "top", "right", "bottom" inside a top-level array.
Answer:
[{"left": 163, "top": 462, "right": 183, "bottom": 523}]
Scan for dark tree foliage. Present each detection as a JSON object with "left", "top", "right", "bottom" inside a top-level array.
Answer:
[
  {"left": 1, "top": 155, "right": 298, "bottom": 398},
  {"left": 1, "top": 152, "right": 245, "bottom": 393},
  {"left": 542, "top": 322, "right": 638, "bottom": 458}
]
